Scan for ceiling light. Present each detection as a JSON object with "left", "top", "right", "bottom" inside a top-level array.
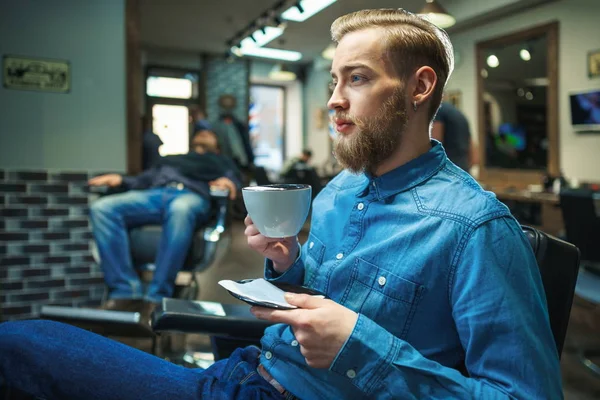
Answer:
[
  {"left": 417, "top": 0, "right": 456, "bottom": 29},
  {"left": 525, "top": 91, "right": 534, "bottom": 100},
  {"left": 273, "top": 16, "right": 286, "bottom": 29},
  {"left": 269, "top": 63, "right": 297, "bottom": 81},
  {"left": 486, "top": 54, "right": 499, "bottom": 68},
  {"left": 519, "top": 47, "right": 532, "bottom": 61},
  {"left": 240, "top": 26, "right": 284, "bottom": 49},
  {"left": 231, "top": 46, "right": 243, "bottom": 57},
  {"left": 321, "top": 43, "right": 335, "bottom": 60},
  {"left": 237, "top": 46, "right": 302, "bottom": 61},
  {"left": 282, "top": 0, "right": 337, "bottom": 22}
]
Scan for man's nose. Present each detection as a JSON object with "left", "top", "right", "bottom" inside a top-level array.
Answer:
[{"left": 327, "top": 85, "right": 349, "bottom": 110}]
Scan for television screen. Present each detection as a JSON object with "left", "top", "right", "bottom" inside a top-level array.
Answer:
[{"left": 569, "top": 89, "right": 600, "bottom": 130}]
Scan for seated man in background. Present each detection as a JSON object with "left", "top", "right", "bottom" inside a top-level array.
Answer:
[
  {"left": 87, "top": 127, "right": 239, "bottom": 314},
  {"left": 0, "top": 8, "right": 560, "bottom": 400},
  {"left": 280, "top": 148, "right": 313, "bottom": 180}
]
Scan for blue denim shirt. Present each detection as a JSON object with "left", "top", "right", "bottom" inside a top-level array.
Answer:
[{"left": 261, "top": 141, "right": 562, "bottom": 399}]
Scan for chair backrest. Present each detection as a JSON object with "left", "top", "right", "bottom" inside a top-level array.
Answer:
[
  {"left": 559, "top": 188, "right": 600, "bottom": 264},
  {"left": 284, "top": 165, "right": 323, "bottom": 199},
  {"left": 522, "top": 225, "right": 580, "bottom": 358},
  {"left": 253, "top": 166, "right": 272, "bottom": 186}
]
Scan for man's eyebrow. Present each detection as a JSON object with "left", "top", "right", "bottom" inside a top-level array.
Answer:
[{"left": 330, "top": 63, "right": 374, "bottom": 78}]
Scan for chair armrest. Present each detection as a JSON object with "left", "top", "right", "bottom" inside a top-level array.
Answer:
[
  {"left": 209, "top": 187, "right": 230, "bottom": 199},
  {"left": 87, "top": 184, "right": 127, "bottom": 196},
  {"left": 40, "top": 305, "right": 155, "bottom": 338},
  {"left": 151, "top": 298, "right": 273, "bottom": 339},
  {"left": 205, "top": 188, "right": 231, "bottom": 241}
]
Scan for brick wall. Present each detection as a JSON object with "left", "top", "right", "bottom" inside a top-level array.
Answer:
[
  {"left": 205, "top": 57, "right": 249, "bottom": 124},
  {"left": 0, "top": 170, "right": 105, "bottom": 320}
]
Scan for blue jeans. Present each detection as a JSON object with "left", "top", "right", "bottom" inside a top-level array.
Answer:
[
  {"left": 89, "top": 188, "right": 211, "bottom": 302},
  {"left": 0, "top": 320, "right": 287, "bottom": 400}
]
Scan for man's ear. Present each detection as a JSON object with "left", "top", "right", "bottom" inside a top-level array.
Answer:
[{"left": 412, "top": 66, "right": 437, "bottom": 108}]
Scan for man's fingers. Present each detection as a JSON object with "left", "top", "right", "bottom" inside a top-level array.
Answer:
[
  {"left": 228, "top": 184, "right": 237, "bottom": 200},
  {"left": 244, "top": 224, "right": 261, "bottom": 236},
  {"left": 284, "top": 293, "right": 328, "bottom": 309},
  {"left": 244, "top": 215, "right": 253, "bottom": 226},
  {"left": 250, "top": 307, "right": 300, "bottom": 325}
]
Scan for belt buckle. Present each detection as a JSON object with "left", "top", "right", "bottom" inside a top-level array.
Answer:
[{"left": 168, "top": 182, "right": 184, "bottom": 190}]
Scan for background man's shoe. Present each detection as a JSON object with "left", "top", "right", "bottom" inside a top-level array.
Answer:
[{"left": 98, "top": 299, "right": 144, "bottom": 312}]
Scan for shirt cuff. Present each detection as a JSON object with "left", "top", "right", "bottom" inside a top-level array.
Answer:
[
  {"left": 330, "top": 313, "right": 399, "bottom": 394},
  {"left": 121, "top": 175, "right": 135, "bottom": 189},
  {"left": 264, "top": 245, "right": 304, "bottom": 284}
]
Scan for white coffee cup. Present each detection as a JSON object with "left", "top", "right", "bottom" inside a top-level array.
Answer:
[{"left": 242, "top": 184, "right": 312, "bottom": 238}]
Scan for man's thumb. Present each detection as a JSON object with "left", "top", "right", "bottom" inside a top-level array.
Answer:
[{"left": 284, "top": 293, "right": 325, "bottom": 309}]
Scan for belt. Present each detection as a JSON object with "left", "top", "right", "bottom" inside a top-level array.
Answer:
[
  {"left": 257, "top": 363, "right": 296, "bottom": 399},
  {"left": 165, "top": 182, "right": 185, "bottom": 190}
]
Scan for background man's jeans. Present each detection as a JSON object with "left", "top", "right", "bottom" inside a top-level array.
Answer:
[
  {"left": 0, "top": 320, "right": 286, "bottom": 400},
  {"left": 89, "top": 187, "right": 210, "bottom": 302}
]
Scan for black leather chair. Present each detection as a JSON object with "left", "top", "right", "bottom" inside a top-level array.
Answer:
[
  {"left": 282, "top": 165, "right": 323, "bottom": 199},
  {"left": 86, "top": 185, "right": 231, "bottom": 301},
  {"left": 151, "top": 226, "right": 580, "bottom": 363},
  {"left": 559, "top": 188, "right": 600, "bottom": 375},
  {"left": 40, "top": 187, "right": 232, "bottom": 353}
]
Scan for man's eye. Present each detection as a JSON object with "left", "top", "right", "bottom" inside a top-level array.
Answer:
[
  {"left": 328, "top": 81, "right": 337, "bottom": 91},
  {"left": 350, "top": 75, "right": 364, "bottom": 83}
]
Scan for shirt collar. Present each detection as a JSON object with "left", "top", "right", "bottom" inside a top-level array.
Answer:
[{"left": 357, "top": 140, "right": 447, "bottom": 199}]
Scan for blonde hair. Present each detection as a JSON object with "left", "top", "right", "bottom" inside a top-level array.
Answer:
[{"left": 331, "top": 8, "right": 454, "bottom": 120}]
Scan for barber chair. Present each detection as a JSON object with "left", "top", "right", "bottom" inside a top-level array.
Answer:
[
  {"left": 253, "top": 166, "right": 274, "bottom": 186},
  {"left": 282, "top": 165, "right": 323, "bottom": 199},
  {"left": 40, "top": 186, "right": 232, "bottom": 355},
  {"left": 151, "top": 226, "right": 580, "bottom": 366},
  {"left": 560, "top": 188, "right": 600, "bottom": 376}
]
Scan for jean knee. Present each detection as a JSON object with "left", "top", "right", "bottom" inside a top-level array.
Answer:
[
  {"left": 168, "top": 198, "right": 208, "bottom": 221},
  {"left": 89, "top": 196, "right": 114, "bottom": 217}
]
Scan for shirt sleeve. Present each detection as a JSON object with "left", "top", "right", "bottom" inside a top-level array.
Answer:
[
  {"left": 329, "top": 217, "right": 562, "bottom": 399},
  {"left": 121, "top": 167, "right": 157, "bottom": 190},
  {"left": 220, "top": 157, "right": 242, "bottom": 190}
]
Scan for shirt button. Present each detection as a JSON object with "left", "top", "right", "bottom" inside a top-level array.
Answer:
[
  {"left": 265, "top": 351, "right": 273, "bottom": 360},
  {"left": 309, "top": 242, "right": 314, "bottom": 249},
  {"left": 346, "top": 369, "right": 357, "bottom": 379},
  {"left": 357, "top": 203, "right": 364, "bottom": 211},
  {"left": 291, "top": 340, "right": 299, "bottom": 347},
  {"left": 378, "top": 276, "right": 387, "bottom": 286},
  {"left": 336, "top": 253, "right": 344, "bottom": 260}
]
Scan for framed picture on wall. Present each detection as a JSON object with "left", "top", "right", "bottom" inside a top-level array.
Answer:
[
  {"left": 588, "top": 49, "right": 600, "bottom": 78},
  {"left": 3, "top": 54, "right": 70, "bottom": 93}
]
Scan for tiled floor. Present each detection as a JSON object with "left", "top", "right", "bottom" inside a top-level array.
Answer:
[{"left": 122, "top": 221, "right": 600, "bottom": 398}]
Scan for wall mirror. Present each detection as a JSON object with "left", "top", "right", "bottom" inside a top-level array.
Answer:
[{"left": 476, "top": 22, "right": 559, "bottom": 186}]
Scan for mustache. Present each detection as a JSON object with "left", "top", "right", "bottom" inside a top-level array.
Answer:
[{"left": 330, "top": 112, "right": 358, "bottom": 125}]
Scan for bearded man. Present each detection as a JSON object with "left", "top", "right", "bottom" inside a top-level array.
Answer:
[{"left": 0, "top": 8, "right": 561, "bottom": 400}]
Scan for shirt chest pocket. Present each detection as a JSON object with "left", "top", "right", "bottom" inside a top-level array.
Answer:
[
  {"left": 340, "top": 258, "right": 424, "bottom": 339},
  {"left": 303, "top": 233, "right": 325, "bottom": 289}
]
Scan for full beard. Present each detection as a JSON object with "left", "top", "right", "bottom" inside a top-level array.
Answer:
[{"left": 332, "top": 87, "right": 408, "bottom": 174}]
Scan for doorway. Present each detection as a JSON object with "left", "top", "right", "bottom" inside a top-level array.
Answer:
[
  {"left": 249, "top": 85, "right": 286, "bottom": 173},
  {"left": 145, "top": 66, "right": 202, "bottom": 156}
]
